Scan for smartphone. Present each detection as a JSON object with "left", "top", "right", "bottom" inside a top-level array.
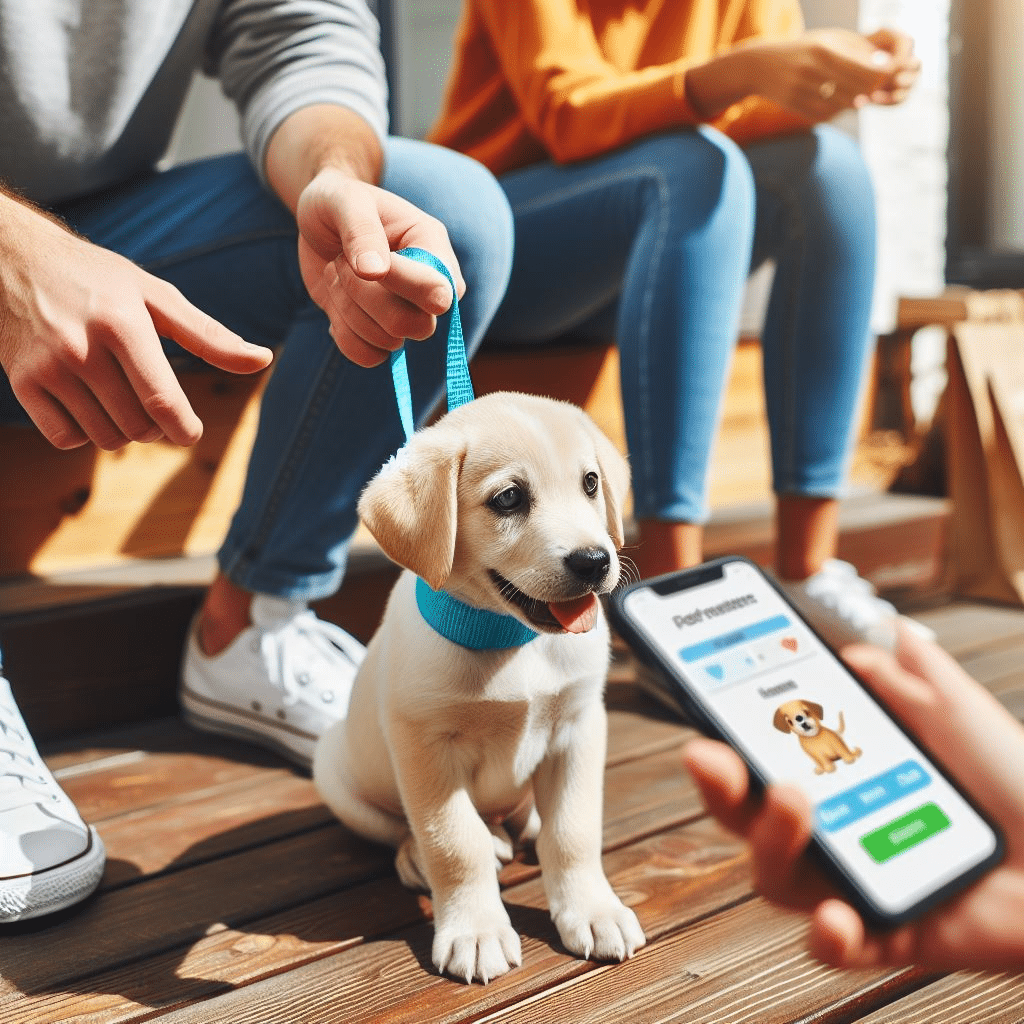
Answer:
[{"left": 609, "top": 555, "right": 1004, "bottom": 927}]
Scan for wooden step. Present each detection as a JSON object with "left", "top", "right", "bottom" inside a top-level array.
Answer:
[
  {"left": 0, "top": 337, "right": 892, "bottom": 581},
  {"left": 0, "top": 492, "right": 948, "bottom": 744}
]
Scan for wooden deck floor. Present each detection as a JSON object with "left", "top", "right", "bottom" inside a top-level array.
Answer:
[{"left": 3, "top": 588, "right": 1024, "bottom": 1023}]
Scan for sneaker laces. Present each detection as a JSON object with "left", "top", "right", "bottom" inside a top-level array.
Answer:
[
  {"left": 801, "top": 560, "right": 898, "bottom": 631},
  {"left": 0, "top": 680, "right": 58, "bottom": 812},
  {"left": 255, "top": 603, "right": 364, "bottom": 709}
]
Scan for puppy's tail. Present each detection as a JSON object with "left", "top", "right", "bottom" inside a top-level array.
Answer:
[{"left": 836, "top": 711, "right": 846, "bottom": 734}]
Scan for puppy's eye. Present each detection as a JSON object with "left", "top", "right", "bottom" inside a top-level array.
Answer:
[
  {"left": 583, "top": 471, "right": 599, "bottom": 497},
  {"left": 490, "top": 485, "right": 524, "bottom": 513}
]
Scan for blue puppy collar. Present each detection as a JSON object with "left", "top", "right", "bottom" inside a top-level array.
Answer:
[
  {"left": 416, "top": 578, "right": 539, "bottom": 650},
  {"left": 391, "top": 248, "right": 538, "bottom": 651}
]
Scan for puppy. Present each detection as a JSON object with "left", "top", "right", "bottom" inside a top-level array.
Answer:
[
  {"left": 773, "top": 699, "right": 862, "bottom": 774},
  {"left": 314, "top": 391, "right": 645, "bottom": 984}
]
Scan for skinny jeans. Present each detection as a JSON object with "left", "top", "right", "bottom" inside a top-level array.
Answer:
[{"left": 487, "top": 124, "right": 877, "bottom": 524}]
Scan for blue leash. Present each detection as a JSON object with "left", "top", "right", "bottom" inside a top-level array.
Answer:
[{"left": 389, "top": 248, "right": 538, "bottom": 650}]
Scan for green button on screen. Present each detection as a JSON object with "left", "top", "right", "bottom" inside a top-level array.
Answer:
[{"left": 860, "top": 803, "right": 951, "bottom": 864}]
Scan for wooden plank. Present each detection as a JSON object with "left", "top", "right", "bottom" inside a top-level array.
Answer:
[
  {"left": 852, "top": 971, "right": 1024, "bottom": 1023},
  {"left": 957, "top": 631, "right": 1024, "bottom": 696},
  {"left": 0, "top": 824, "right": 393, "bottom": 999},
  {"left": 0, "top": 713, "right": 704, "bottom": 996},
  {"left": 92, "top": 772, "right": 332, "bottom": 889},
  {"left": 42, "top": 702, "right": 683, "bottom": 781},
  {"left": 0, "top": 876, "right": 430, "bottom": 1024},
  {"left": 473, "top": 343, "right": 629, "bottom": 460},
  {"left": 43, "top": 716, "right": 272, "bottom": 774},
  {"left": 604, "top": 706, "right": 692, "bottom": 766},
  {"left": 0, "top": 818, "right": 750, "bottom": 1024},
  {"left": 699, "top": 494, "right": 946, "bottom": 591},
  {"left": 0, "top": 370, "right": 268, "bottom": 578},
  {"left": 39, "top": 820, "right": 750, "bottom": 1024},
  {"left": 912, "top": 601, "right": 1024, "bottom": 659},
  {"left": 53, "top": 720, "right": 285, "bottom": 824},
  {"left": 142, "top": 896, "right": 909, "bottom": 1024},
  {"left": 997, "top": 685, "right": 1024, "bottom": 723},
  {"left": 1, "top": 589, "right": 201, "bottom": 742},
  {"left": 478, "top": 904, "right": 916, "bottom": 1024},
  {"left": 48, "top": 709, "right": 689, "bottom": 893}
]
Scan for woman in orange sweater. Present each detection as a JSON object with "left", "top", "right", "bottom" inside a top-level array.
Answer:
[{"left": 431, "top": 0, "right": 929, "bottom": 653}]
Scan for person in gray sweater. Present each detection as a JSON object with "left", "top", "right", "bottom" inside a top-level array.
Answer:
[{"left": 0, "top": 0, "right": 513, "bottom": 923}]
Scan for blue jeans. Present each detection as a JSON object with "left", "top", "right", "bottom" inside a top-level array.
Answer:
[
  {"left": 1, "top": 140, "right": 513, "bottom": 600},
  {"left": 488, "top": 124, "right": 877, "bottom": 524}
]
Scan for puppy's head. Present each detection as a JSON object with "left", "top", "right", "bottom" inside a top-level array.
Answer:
[
  {"left": 773, "top": 699, "right": 824, "bottom": 737},
  {"left": 358, "top": 392, "right": 630, "bottom": 635}
]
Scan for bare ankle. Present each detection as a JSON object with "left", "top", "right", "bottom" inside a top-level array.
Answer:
[
  {"left": 196, "top": 575, "right": 254, "bottom": 656},
  {"left": 775, "top": 496, "right": 838, "bottom": 582},
  {"left": 632, "top": 520, "right": 703, "bottom": 579}
]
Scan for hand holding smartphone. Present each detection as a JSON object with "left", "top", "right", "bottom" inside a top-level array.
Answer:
[{"left": 609, "top": 556, "right": 1004, "bottom": 933}]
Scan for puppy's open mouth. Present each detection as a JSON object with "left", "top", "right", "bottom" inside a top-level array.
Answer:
[{"left": 489, "top": 570, "right": 599, "bottom": 634}]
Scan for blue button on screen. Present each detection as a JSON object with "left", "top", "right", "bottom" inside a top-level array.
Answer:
[
  {"left": 680, "top": 614, "right": 791, "bottom": 662},
  {"left": 816, "top": 760, "right": 930, "bottom": 833}
]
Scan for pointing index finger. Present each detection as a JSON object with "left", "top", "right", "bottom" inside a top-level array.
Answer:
[{"left": 143, "top": 275, "right": 273, "bottom": 374}]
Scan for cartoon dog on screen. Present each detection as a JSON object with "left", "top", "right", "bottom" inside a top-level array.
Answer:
[{"left": 773, "top": 699, "right": 862, "bottom": 774}]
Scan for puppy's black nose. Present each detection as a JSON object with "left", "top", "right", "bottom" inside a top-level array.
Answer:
[{"left": 565, "top": 546, "right": 610, "bottom": 583}]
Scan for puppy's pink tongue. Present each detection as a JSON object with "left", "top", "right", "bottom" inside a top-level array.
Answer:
[{"left": 548, "top": 593, "right": 599, "bottom": 634}]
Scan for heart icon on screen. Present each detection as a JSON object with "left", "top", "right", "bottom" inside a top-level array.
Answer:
[
  {"left": 706, "top": 664, "right": 724, "bottom": 680},
  {"left": 781, "top": 636, "right": 798, "bottom": 653}
]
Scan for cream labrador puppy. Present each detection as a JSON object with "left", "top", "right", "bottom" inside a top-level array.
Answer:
[{"left": 314, "top": 391, "right": 645, "bottom": 984}]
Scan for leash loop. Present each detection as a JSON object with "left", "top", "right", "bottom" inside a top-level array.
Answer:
[
  {"left": 384, "top": 247, "right": 539, "bottom": 650},
  {"left": 389, "top": 247, "right": 473, "bottom": 443}
]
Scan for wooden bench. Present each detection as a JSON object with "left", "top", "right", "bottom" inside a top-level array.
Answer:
[{"left": 0, "top": 334, "right": 889, "bottom": 580}]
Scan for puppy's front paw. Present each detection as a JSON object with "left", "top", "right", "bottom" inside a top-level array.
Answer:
[
  {"left": 553, "top": 896, "right": 646, "bottom": 962},
  {"left": 432, "top": 904, "right": 522, "bottom": 984}
]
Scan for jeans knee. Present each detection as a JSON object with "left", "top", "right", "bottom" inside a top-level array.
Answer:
[
  {"left": 633, "top": 128, "right": 755, "bottom": 235},
  {"left": 802, "top": 126, "right": 875, "bottom": 230},
  {"left": 818, "top": 124, "right": 873, "bottom": 198},
  {"left": 382, "top": 138, "right": 514, "bottom": 308},
  {"left": 451, "top": 159, "right": 515, "bottom": 298}
]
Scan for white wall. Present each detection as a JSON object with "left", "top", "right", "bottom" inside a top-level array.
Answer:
[
  {"left": 989, "top": 0, "right": 1024, "bottom": 253},
  {"left": 857, "top": 0, "right": 951, "bottom": 419},
  {"left": 392, "top": 1, "right": 461, "bottom": 141}
]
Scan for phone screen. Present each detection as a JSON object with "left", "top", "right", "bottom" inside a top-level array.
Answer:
[{"left": 620, "top": 558, "right": 1000, "bottom": 919}]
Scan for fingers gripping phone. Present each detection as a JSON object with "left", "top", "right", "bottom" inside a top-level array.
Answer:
[{"left": 609, "top": 556, "right": 1003, "bottom": 927}]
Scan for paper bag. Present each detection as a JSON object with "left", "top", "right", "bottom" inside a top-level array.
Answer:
[{"left": 944, "top": 319, "right": 1024, "bottom": 604}]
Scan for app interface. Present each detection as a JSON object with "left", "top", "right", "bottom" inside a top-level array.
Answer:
[{"left": 624, "top": 561, "right": 999, "bottom": 915}]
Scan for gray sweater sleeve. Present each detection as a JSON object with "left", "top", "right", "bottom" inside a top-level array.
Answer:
[{"left": 207, "top": 0, "right": 389, "bottom": 183}]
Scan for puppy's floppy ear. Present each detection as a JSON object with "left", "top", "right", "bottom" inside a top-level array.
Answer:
[
  {"left": 772, "top": 707, "right": 793, "bottom": 733},
  {"left": 802, "top": 701, "right": 824, "bottom": 721},
  {"left": 583, "top": 417, "right": 631, "bottom": 548},
  {"left": 357, "top": 425, "right": 466, "bottom": 591}
]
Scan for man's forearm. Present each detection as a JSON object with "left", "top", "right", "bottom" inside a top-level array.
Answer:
[
  {"left": 0, "top": 181, "right": 74, "bottom": 236},
  {"left": 264, "top": 103, "right": 385, "bottom": 214}
]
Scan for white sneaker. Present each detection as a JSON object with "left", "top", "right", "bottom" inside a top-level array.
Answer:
[
  {"left": 180, "top": 595, "right": 366, "bottom": 770},
  {"left": 776, "top": 559, "right": 937, "bottom": 652},
  {"left": 0, "top": 674, "right": 105, "bottom": 923}
]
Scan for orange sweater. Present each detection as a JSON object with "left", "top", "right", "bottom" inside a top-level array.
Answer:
[{"left": 429, "top": 0, "right": 812, "bottom": 176}]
